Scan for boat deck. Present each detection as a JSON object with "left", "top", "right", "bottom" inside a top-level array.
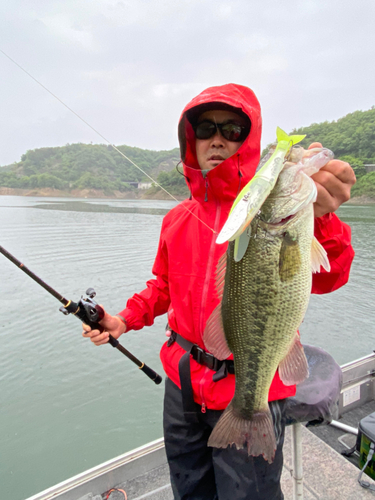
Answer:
[
  {"left": 104, "top": 401, "right": 375, "bottom": 500},
  {"left": 111, "top": 412, "right": 375, "bottom": 500},
  {"left": 27, "top": 352, "right": 375, "bottom": 500},
  {"left": 27, "top": 408, "right": 375, "bottom": 500}
]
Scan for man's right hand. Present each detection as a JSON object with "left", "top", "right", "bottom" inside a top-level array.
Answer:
[{"left": 82, "top": 309, "right": 127, "bottom": 346}]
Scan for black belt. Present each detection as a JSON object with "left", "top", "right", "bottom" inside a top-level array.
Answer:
[{"left": 167, "top": 329, "right": 234, "bottom": 422}]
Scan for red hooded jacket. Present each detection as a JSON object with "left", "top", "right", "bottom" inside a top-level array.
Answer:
[{"left": 119, "top": 84, "right": 354, "bottom": 410}]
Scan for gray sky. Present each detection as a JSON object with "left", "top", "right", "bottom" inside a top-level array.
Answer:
[{"left": 1, "top": 0, "right": 374, "bottom": 166}]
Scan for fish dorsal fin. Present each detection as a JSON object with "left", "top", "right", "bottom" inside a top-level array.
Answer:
[
  {"left": 278, "top": 333, "right": 309, "bottom": 385},
  {"left": 311, "top": 236, "right": 331, "bottom": 273},
  {"left": 215, "top": 251, "right": 227, "bottom": 300},
  {"left": 203, "top": 251, "right": 231, "bottom": 360},
  {"left": 276, "top": 127, "right": 306, "bottom": 146},
  {"left": 203, "top": 304, "right": 232, "bottom": 360}
]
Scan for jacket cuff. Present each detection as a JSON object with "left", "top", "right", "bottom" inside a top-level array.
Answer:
[
  {"left": 115, "top": 314, "right": 128, "bottom": 331},
  {"left": 117, "top": 308, "right": 137, "bottom": 332}
]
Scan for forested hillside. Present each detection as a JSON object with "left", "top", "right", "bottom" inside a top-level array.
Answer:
[
  {"left": 1, "top": 106, "right": 374, "bottom": 199},
  {"left": 291, "top": 107, "right": 375, "bottom": 198},
  {"left": 0, "top": 143, "right": 181, "bottom": 195}
]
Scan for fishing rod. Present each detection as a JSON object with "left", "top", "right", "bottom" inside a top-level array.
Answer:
[{"left": 0, "top": 245, "right": 162, "bottom": 385}]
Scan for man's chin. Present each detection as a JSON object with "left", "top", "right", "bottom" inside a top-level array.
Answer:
[{"left": 205, "top": 160, "right": 224, "bottom": 170}]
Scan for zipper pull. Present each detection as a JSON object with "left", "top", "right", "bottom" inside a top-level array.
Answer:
[
  {"left": 204, "top": 178, "right": 208, "bottom": 202},
  {"left": 201, "top": 402, "right": 207, "bottom": 413}
]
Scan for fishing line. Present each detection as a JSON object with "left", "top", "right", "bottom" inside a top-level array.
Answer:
[{"left": 0, "top": 49, "right": 216, "bottom": 234}]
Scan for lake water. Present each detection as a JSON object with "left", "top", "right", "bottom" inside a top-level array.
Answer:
[{"left": 0, "top": 196, "right": 374, "bottom": 500}]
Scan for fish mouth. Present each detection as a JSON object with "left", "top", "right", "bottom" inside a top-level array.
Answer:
[{"left": 266, "top": 213, "right": 296, "bottom": 227}]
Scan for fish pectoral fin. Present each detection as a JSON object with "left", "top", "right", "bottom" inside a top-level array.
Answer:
[
  {"left": 203, "top": 304, "right": 231, "bottom": 360},
  {"left": 311, "top": 236, "right": 331, "bottom": 273},
  {"left": 278, "top": 333, "right": 309, "bottom": 385},
  {"left": 279, "top": 233, "right": 301, "bottom": 282},
  {"left": 233, "top": 227, "right": 252, "bottom": 262}
]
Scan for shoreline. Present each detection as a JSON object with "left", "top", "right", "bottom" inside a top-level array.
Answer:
[
  {"left": 0, "top": 186, "right": 186, "bottom": 201},
  {"left": 0, "top": 187, "right": 373, "bottom": 204}
]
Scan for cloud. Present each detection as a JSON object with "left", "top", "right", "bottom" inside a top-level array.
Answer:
[
  {"left": 0, "top": 0, "right": 374, "bottom": 165},
  {"left": 152, "top": 83, "right": 205, "bottom": 99},
  {"left": 38, "top": 15, "right": 96, "bottom": 50}
]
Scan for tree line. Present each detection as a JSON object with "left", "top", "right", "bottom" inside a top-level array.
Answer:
[
  {"left": 0, "top": 143, "right": 180, "bottom": 194},
  {"left": 1, "top": 106, "right": 375, "bottom": 198},
  {"left": 291, "top": 107, "right": 375, "bottom": 180}
]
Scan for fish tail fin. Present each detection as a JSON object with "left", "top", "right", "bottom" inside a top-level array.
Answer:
[
  {"left": 208, "top": 403, "right": 277, "bottom": 464},
  {"left": 276, "top": 127, "right": 306, "bottom": 146}
]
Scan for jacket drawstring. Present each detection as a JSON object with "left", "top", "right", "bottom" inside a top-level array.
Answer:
[
  {"left": 176, "top": 161, "right": 192, "bottom": 200},
  {"left": 236, "top": 154, "right": 243, "bottom": 197}
]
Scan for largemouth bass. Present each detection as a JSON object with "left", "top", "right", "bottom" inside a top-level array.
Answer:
[{"left": 204, "top": 132, "right": 333, "bottom": 463}]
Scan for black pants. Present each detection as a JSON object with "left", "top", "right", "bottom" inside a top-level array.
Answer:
[{"left": 163, "top": 378, "right": 285, "bottom": 500}]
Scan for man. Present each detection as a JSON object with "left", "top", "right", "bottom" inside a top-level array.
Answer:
[{"left": 83, "top": 84, "right": 355, "bottom": 499}]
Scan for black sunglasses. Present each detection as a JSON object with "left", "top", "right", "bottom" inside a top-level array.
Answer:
[{"left": 194, "top": 120, "right": 249, "bottom": 142}]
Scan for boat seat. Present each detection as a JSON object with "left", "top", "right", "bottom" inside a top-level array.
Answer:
[{"left": 285, "top": 344, "right": 342, "bottom": 426}]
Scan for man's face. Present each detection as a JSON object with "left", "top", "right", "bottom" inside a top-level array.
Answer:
[{"left": 195, "top": 109, "right": 248, "bottom": 171}]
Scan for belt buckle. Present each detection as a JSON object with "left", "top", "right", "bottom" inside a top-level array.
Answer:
[
  {"left": 204, "top": 352, "right": 220, "bottom": 371},
  {"left": 194, "top": 346, "right": 204, "bottom": 364},
  {"left": 193, "top": 346, "right": 220, "bottom": 371}
]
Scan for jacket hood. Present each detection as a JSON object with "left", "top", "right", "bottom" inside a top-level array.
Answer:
[{"left": 178, "top": 83, "right": 262, "bottom": 203}]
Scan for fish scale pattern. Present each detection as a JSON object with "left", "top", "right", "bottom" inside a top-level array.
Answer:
[{"left": 208, "top": 201, "right": 313, "bottom": 462}]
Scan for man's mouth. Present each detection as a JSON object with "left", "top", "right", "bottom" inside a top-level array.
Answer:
[{"left": 208, "top": 155, "right": 225, "bottom": 161}]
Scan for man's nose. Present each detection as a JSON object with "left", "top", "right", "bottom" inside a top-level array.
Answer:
[{"left": 209, "top": 129, "right": 225, "bottom": 146}]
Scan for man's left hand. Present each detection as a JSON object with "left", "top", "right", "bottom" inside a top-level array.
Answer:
[{"left": 308, "top": 142, "right": 356, "bottom": 218}]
